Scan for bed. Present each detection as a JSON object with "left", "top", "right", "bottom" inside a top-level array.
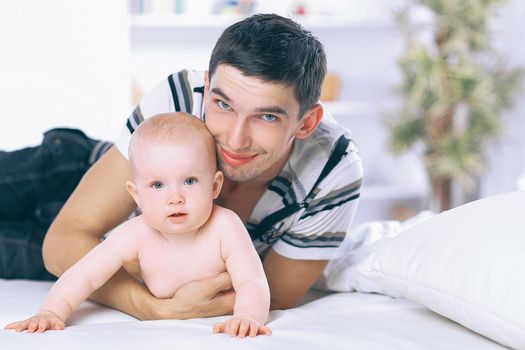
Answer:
[
  {"left": 1, "top": 192, "right": 524, "bottom": 349},
  {"left": 0, "top": 279, "right": 505, "bottom": 350}
]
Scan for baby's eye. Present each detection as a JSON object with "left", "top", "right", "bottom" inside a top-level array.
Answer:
[
  {"left": 184, "top": 177, "right": 198, "bottom": 185},
  {"left": 151, "top": 181, "right": 164, "bottom": 189}
]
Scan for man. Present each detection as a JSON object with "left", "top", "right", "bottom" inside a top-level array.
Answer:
[{"left": 23, "top": 13, "right": 363, "bottom": 320}]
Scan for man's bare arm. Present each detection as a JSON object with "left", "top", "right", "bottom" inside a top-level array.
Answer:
[
  {"left": 42, "top": 146, "right": 234, "bottom": 320},
  {"left": 262, "top": 249, "right": 328, "bottom": 310}
]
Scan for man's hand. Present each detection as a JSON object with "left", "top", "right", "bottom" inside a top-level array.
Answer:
[
  {"left": 122, "top": 259, "right": 142, "bottom": 281},
  {"left": 4, "top": 310, "right": 65, "bottom": 333},
  {"left": 150, "top": 272, "right": 236, "bottom": 320}
]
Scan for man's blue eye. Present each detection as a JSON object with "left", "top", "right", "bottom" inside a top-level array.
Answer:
[
  {"left": 151, "top": 181, "right": 163, "bottom": 189},
  {"left": 262, "top": 114, "right": 277, "bottom": 122},
  {"left": 184, "top": 177, "right": 197, "bottom": 185},
  {"left": 217, "top": 100, "right": 231, "bottom": 110}
]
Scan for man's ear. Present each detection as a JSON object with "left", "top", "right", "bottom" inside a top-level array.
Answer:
[
  {"left": 295, "top": 103, "right": 324, "bottom": 140},
  {"left": 212, "top": 170, "right": 224, "bottom": 199},
  {"left": 125, "top": 180, "right": 141, "bottom": 208},
  {"left": 204, "top": 70, "right": 209, "bottom": 101}
]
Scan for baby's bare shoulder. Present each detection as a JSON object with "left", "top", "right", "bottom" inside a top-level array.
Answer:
[
  {"left": 210, "top": 204, "right": 242, "bottom": 224},
  {"left": 207, "top": 205, "right": 245, "bottom": 236},
  {"left": 111, "top": 215, "right": 155, "bottom": 242}
]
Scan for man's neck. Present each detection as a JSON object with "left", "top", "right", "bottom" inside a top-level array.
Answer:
[
  {"left": 221, "top": 176, "right": 268, "bottom": 194},
  {"left": 217, "top": 176, "right": 271, "bottom": 224}
]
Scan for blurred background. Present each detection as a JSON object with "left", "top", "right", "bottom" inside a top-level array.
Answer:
[{"left": 0, "top": 0, "right": 524, "bottom": 228}]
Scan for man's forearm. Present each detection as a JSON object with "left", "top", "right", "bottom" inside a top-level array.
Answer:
[
  {"left": 42, "top": 225, "right": 100, "bottom": 277},
  {"left": 263, "top": 249, "right": 329, "bottom": 310},
  {"left": 92, "top": 272, "right": 236, "bottom": 321},
  {"left": 89, "top": 268, "right": 164, "bottom": 320}
]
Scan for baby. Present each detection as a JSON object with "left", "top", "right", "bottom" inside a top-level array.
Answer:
[{"left": 5, "top": 112, "right": 271, "bottom": 337}]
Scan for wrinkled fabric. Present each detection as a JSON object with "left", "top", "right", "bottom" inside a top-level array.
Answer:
[
  {"left": 0, "top": 279, "right": 506, "bottom": 350},
  {"left": 0, "top": 128, "right": 109, "bottom": 280},
  {"left": 316, "top": 211, "right": 435, "bottom": 293}
]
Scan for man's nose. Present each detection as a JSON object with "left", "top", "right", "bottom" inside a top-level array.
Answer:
[{"left": 227, "top": 118, "right": 251, "bottom": 150}]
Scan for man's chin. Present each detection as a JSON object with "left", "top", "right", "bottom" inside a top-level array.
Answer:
[{"left": 219, "top": 163, "right": 259, "bottom": 183}]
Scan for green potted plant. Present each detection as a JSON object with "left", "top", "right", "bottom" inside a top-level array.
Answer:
[{"left": 388, "top": 0, "right": 523, "bottom": 211}]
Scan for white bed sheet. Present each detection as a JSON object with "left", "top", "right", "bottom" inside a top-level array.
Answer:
[{"left": 0, "top": 280, "right": 506, "bottom": 350}]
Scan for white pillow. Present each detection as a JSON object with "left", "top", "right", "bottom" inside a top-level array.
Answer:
[{"left": 356, "top": 191, "right": 525, "bottom": 349}]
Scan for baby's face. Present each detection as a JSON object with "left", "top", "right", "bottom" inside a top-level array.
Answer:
[{"left": 131, "top": 140, "right": 221, "bottom": 236}]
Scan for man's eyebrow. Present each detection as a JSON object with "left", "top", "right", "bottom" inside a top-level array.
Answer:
[
  {"left": 210, "top": 88, "right": 231, "bottom": 102},
  {"left": 254, "top": 106, "right": 289, "bottom": 118}
]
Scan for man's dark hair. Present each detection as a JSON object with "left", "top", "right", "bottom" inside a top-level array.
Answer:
[{"left": 208, "top": 13, "right": 327, "bottom": 118}]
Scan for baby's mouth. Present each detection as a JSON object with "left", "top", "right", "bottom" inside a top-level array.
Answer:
[{"left": 168, "top": 212, "right": 188, "bottom": 223}]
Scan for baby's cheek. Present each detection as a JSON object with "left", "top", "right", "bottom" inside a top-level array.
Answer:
[{"left": 195, "top": 202, "right": 213, "bottom": 227}]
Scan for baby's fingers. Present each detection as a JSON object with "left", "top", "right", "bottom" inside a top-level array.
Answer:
[
  {"left": 228, "top": 318, "right": 241, "bottom": 337},
  {"left": 15, "top": 322, "right": 30, "bottom": 332},
  {"left": 237, "top": 320, "right": 250, "bottom": 338},
  {"left": 37, "top": 319, "right": 49, "bottom": 333},
  {"left": 27, "top": 318, "right": 40, "bottom": 333},
  {"left": 4, "top": 315, "right": 62, "bottom": 333},
  {"left": 4, "top": 321, "right": 19, "bottom": 330},
  {"left": 248, "top": 322, "right": 258, "bottom": 337},
  {"left": 258, "top": 324, "right": 272, "bottom": 336},
  {"left": 37, "top": 318, "right": 62, "bottom": 333},
  {"left": 4, "top": 320, "right": 29, "bottom": 332},
  {"left": 52, "top": 320, "right": 65, "bottom": 330},
  {"left": 248, "top": 322, "right": 272, "bottom": 337},
  {"left": 212, "top": 322, "right": 225, "bottom": 334}
]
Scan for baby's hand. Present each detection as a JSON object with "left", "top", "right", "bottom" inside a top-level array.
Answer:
[
  {"left": 4, "top": 311, "right": 65, "bottom": 333},
  {"left": 213, "top": 317, "right": 271, "bottom": 338}
]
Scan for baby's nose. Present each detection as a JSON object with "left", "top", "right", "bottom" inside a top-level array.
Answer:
[{"left": 167, "top": 190, "right": 184, "bottom": 205}]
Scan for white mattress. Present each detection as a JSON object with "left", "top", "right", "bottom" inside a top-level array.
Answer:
[{"left": 0, "top": 279, "right": 505, "bottom": 349}]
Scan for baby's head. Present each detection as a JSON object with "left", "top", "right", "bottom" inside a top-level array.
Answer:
[
  {"left": 126, "top": 112, "right": 223, "bottom": 236},
  {"left": 128, "top": 112, "right": 217, "bottom": 176}
]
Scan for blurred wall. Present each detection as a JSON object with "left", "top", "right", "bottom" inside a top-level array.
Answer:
[
  {"left": 0, "top": 0, "right": 131, "bottom": 150},
  {"left": 0, "top": 0, "right": 522, "bottom": 220},
  {"left": 481, "top": 0, "right": 525, "bottom": 197}
]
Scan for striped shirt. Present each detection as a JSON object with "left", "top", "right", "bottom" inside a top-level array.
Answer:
[{"left": 115, "top": 70, "right": 363, "bottom": 260}]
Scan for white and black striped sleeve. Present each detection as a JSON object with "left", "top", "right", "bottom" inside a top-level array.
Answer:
[
  {"left": 114, "top": 77, "right": 174, "bottom": 159},
  {"left": 272, "top": 152, "right": 363, "bottom": 260}
]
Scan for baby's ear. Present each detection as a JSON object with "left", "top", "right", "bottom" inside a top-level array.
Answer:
[
  {"left": 212, "top": 171, "right": 224, "bottom": 199},
  {"left": 125, "top": 181, "right": 141, "bottom": 208}
]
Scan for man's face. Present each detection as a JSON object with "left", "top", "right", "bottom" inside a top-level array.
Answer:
[{"left": 204, "top": 64, "right": 306, "bottom": 183}]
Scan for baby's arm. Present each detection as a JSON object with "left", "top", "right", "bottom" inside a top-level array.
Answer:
[
  {"left": 4, "top": 221, "right": 140, "bottom": 333},
  {"left": 212, "top": 208, "right": 271, "bottom": 337}
]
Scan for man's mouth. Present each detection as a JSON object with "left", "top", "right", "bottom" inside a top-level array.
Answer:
[{"left": 219, "top": 147, "right": 257, "bottom": 167}]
